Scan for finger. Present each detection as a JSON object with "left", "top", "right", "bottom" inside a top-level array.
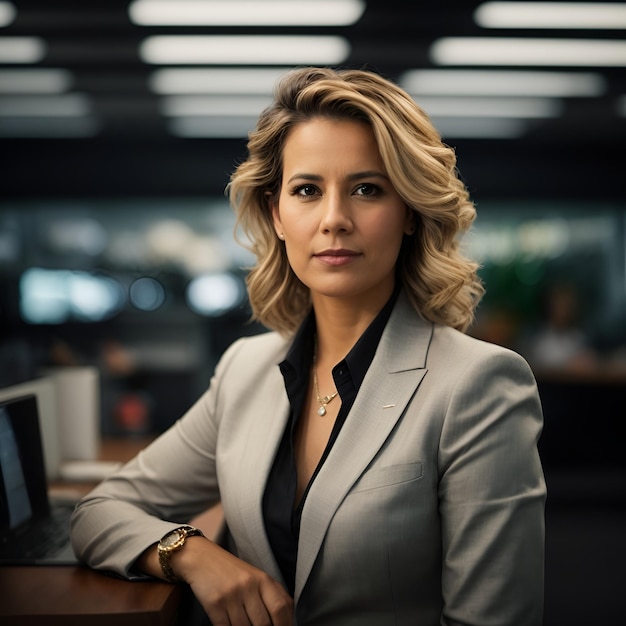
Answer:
[
  {"left": 243, "top": 599, "right": 273, "bottom": 626},
  {"left": 204, "top": 600, "right": 242, "bottom": 626},
  {"left": 259, "top": 584, "right": 294, "bottom": 626},
  {"left": 226, "top": 603, "right": 253, "bottom": 626}
]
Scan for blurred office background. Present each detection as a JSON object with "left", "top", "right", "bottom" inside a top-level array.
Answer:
[{"left": 0, "top": 1, "right": 625, "bottom": 623}]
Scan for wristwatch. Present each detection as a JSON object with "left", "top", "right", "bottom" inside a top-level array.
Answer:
[{"left": 157, "top": 525, "right": 204, "bottom": 583}]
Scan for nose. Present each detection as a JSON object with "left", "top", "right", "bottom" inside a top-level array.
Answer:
[{"left": 320, "top": 190, "right": 353, "bottom": 234}]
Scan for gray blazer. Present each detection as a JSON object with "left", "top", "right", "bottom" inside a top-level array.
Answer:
[{"left": 71, "top": 291, "right": 546, "bottom": 625}]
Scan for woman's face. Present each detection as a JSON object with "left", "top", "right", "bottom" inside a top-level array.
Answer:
[{"left": 271, "top": 117, "right": 414, "bottom": 307}]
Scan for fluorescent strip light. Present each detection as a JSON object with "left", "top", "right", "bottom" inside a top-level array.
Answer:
[
  {"left": 168, "top": 116, "right": 257, "bottom": 138},
  {"left": 161, "top": 95, "right": 272, "bottom": 117},
  {"left": 149, "top": 68, "right": 290, "bottom": 95},
  {"left": 0, "top": 37, "right": 46, "bottom": 63},
  {"left": 432, "top": 117, "right": 528, "bottom": 139},
  {"left": 0, "top": 2, "right": 16, "bottom": 27},
  {"left": 129, "top": 0, "right": 365, "bottom": 26},
  {"left": 416, "top": 96, "right": 562, "bottom": 118},
  {"left": 431, "top": 37, "right": 626, "bottom": 67},
  {"left": 0, "top": 69, "right": 73, "bottom": 93},
  {"left": 163, "top": 95, "right": 552, "bottom": 137},
  {"left": 139, "top": 35, "right": 350, "bottom": 65},
  {"left": 398, "top": 69, "right": 605, "bottom": 97},
  {"left": 0, "top": 94, "right": 91, "bottom": 117},
  {"left": 475, "top": 2, "right": 626, "bottom": 30},
  {"left": 0, "top": 117, "right": 100, "bottom": 138}
]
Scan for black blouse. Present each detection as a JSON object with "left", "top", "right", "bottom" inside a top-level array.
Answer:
[{"left": 262, "top": 289, "right": 398, "bottom": 594}]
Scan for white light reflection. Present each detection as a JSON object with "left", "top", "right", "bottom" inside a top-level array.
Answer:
[
  {"left": 186, "top": 273, "right": 245, "bottom": 317},
  {"left": 20, "top": 268, "right": 125, "bottom": 324}
]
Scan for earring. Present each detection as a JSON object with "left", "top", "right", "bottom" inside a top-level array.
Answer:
[
  {"left": 278, "top": 232, "right": 285, "bottom": 240},
  {"left": 406, "top": 217, "right": 417, "bottom": 235}
]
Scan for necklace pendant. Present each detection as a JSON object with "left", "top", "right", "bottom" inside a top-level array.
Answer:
[{"left": 317, "top": 405, "right": 327, "bottom": 416}]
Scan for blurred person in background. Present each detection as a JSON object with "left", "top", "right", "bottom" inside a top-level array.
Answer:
[
  {"left": 71, "top": 67, "right": 546, "bottom": 626},
  {"left": 524, "top": 280, "right": 598, "bottom": 375}
]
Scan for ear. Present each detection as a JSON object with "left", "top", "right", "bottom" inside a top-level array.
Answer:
[
  {"left": 403, "top": 206, "right": 417, "bottom": 235},
  {"left": 268, "top": 192, "right": 283, "bottom": 238}
]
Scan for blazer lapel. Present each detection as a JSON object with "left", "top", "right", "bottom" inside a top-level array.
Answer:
[
  {"left": 230, "top": 355, "right": 291, "bottom": 583},
  {"left": 294, "top": 293, "right": 433, "bottom": 600}
]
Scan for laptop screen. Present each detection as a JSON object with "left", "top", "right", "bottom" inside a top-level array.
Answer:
[{"left": 0, "top": 395, "right": 50, "bottom": 534}]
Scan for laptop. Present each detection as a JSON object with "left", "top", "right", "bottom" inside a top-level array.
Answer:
[
  {"left": 0, "top": 378, "right": 61, "bottom": 479},
  {"left": 0, "top": 393, "right": 78, "bottom": 565}
]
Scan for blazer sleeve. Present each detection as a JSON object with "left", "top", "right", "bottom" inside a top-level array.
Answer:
[
  {"left": 69, "top": 337, "right": 249, "bottom": 579},
  {"left": 438, "top": 347, "right": 546, "bottom": 626}
]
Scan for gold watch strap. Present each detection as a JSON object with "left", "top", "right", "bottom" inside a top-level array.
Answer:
[{"left": 158, "top": 526, "right": 203, "bottom": 583}]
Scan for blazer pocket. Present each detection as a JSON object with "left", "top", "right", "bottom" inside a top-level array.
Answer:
[{"left": 350, "top": 462, "right": 423, "bottom": 494}]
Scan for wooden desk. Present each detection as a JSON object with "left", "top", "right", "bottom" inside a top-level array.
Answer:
[
  {"left": 1, "top": 437, "right": 223, "bottom": 625},
  {"left": 0, "top": 566, "right": 184, "bottom": 626}
]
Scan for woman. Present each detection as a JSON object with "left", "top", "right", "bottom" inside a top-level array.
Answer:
[{"left": 70, "top": 67, "right": 546, "bottom": 626}]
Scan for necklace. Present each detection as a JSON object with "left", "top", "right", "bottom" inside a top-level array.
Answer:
[{"left": 313, "top": 347, "right": 339, "bottom": 416}]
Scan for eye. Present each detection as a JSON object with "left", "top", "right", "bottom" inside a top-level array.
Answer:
[
  {"left": 292, "top": 184, "right": 319, "bottom": 197},
  {"left": 354, "top": 183, "right": 381, "bottom": 197}
]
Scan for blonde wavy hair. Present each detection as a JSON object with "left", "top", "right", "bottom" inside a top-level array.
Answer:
[{"left": 227, "top": 66, "right": 484, "bottom": 335}]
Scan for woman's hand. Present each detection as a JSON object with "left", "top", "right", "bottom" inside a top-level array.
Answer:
[{"left": 172, "top": 536, "right": 294, "bottom": 626}]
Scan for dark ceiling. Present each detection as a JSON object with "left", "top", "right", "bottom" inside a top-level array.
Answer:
[{"left": 1, "top": 0, "right": 625, "bottom": 202}]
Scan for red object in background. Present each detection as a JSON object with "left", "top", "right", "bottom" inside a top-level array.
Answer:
[{"left": 114, "top": 392, "right": 150, "bottom": 433}]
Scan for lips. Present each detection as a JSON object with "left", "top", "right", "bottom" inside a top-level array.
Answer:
[{"left": 314, "top": 248, "right": 361, "bottom": 266}]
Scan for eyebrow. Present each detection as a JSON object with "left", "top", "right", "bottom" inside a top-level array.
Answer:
[{"left": 286, "top": 170, "right": 389, "bottom": 184}]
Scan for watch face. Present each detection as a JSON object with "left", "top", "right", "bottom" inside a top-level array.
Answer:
[{"left": 161, "top": 530, "right": 183, "bottom": 549}]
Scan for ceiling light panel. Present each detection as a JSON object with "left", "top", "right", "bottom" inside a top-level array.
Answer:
[
  {"left": 399, "top": 69, "right": 605, "bottom": 97},
  {"left": 431, "top": 38, "right": 626, "bottom": 67},
  {"left": 160, "top": 95, "right": 272, "bottom": 116},
  {"left": 168, "top": 116, "right": 258, "bottom": 138},
  {"left": 0, "top": 69, "right": 73, "bottom": 93},
  {"left": 0, "top": 94, "right": 91, "bottom": 117},
  {"left": 139, "top": 35, "right": 350, "bottom": 65},
  {"left": 0, "top": 1, "right": 16, "bottom": 27},
  {"left": 129, "top": 0, "right": 365, "bottom": 26},
  {"left": 433, "top": 117, "right": 528, "bottom": 139},
  {"left": 149, "top": 68, "right": 290, "bottom": 95},
  {"left": 0, "top": 37, "right": 46, "bottom": 63},
  {"left": 0, "top": 117, "right": 100, "bottom": 138},
  {"left": 416, "top": 96, "right": 562, "bottom": 118},
  {"left": 475, "top": 2, "right": 626, "bottom": 30}
]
